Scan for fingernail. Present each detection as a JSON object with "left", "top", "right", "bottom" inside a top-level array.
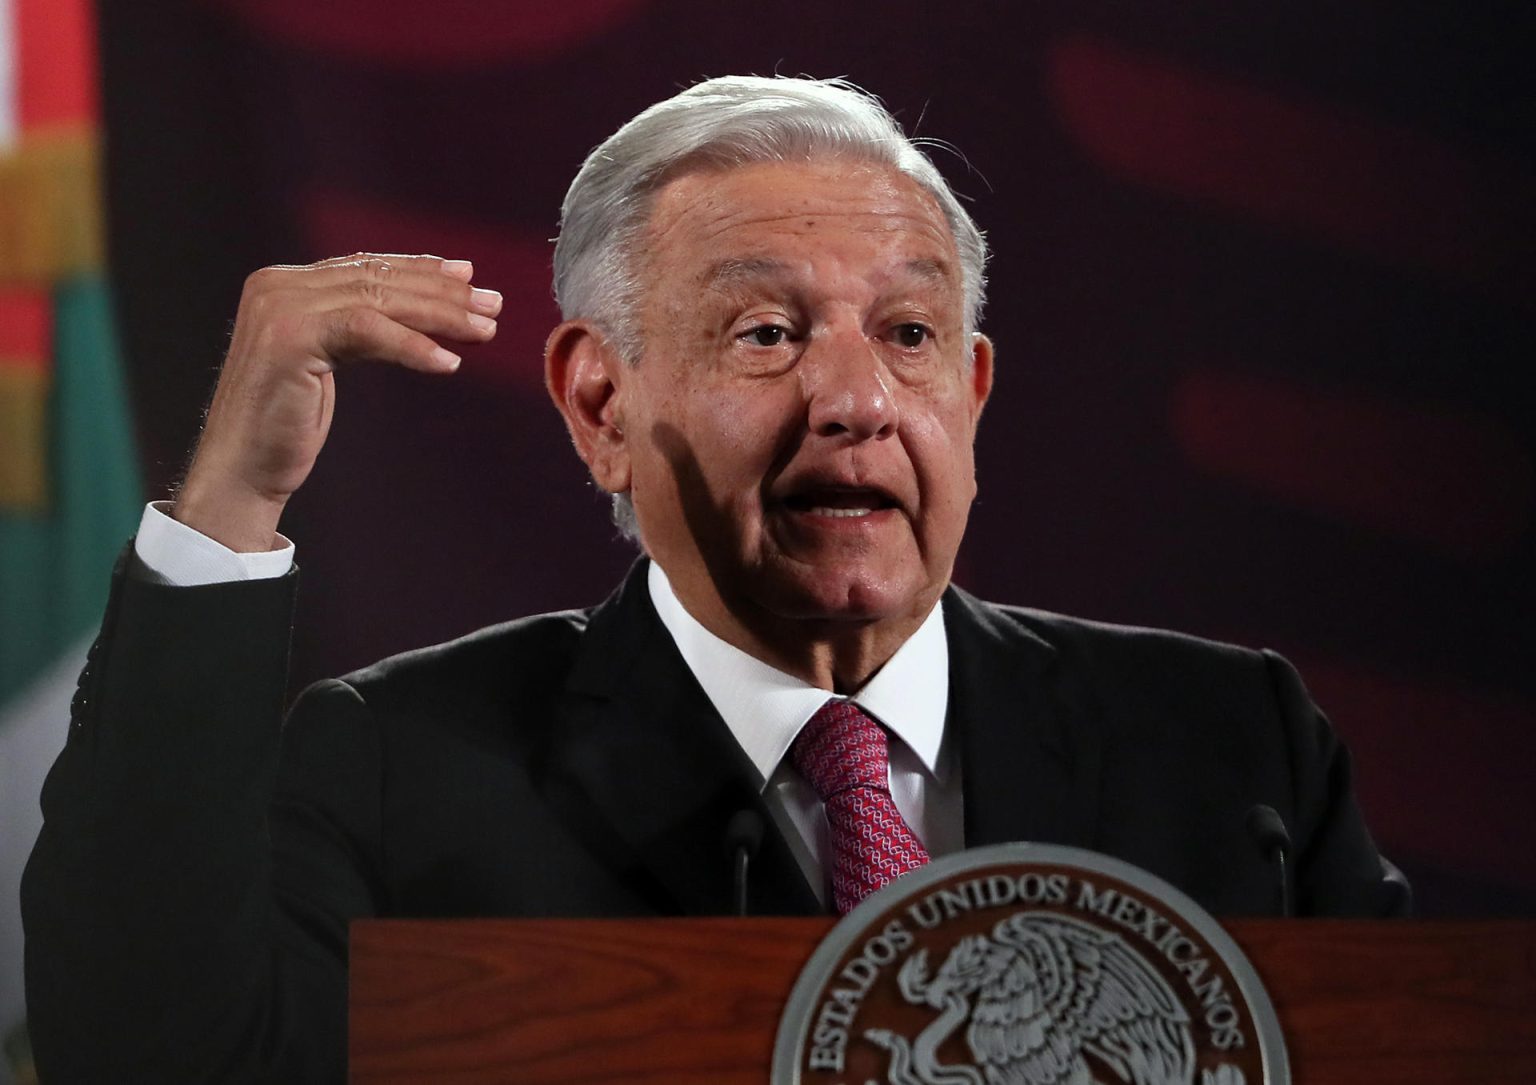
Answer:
[
  {"left": 470, "top": 287, "right": 503, "bottom": 315},
  {"left": 467, "top": 313, "right": 497, "bottom": 334},
  {"left": 433, "top": 347, "right": 462, "bottom": 370},
  {"left": 441, "top": 260, "right": 474, "bottom": 280}
]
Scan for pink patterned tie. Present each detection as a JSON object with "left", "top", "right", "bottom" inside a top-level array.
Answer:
[{"left": 791, "top": 700, "right": 931, "bottom": 915}]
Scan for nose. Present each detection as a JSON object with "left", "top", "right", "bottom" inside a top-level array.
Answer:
[{"left": 803, "top": 327, "right": 899, "bottom": 442}]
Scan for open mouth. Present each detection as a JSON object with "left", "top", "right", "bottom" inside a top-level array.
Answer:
[{"left": 781, "top": 487, "right": 900, "bottom": 519}]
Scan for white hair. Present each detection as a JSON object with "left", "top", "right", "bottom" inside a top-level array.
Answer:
[{"left": 551, "top": 75, "right": 989, "bottom": 539}]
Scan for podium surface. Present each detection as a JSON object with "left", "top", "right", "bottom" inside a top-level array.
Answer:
[{"left": 352, "top": 917, "right": 1536, "bottom": 1083}]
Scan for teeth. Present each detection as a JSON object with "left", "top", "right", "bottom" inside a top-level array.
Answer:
[{"left": 809, "top": 507, "right": 874, "bottom": 518}]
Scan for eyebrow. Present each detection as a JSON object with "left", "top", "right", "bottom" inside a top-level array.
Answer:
[
  {"left": 901, "top": 257, "right": 951, "bottom": 286},
  {"left": 703, "top": 257, "right": 791, "bottom": 290}
]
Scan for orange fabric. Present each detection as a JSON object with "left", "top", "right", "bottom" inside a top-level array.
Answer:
[
  {"left": 0, "top": 365, "right": 49, "bottom": 509},
  {"left": 0, "top": 131, "right": 103, "bottom": 281}
]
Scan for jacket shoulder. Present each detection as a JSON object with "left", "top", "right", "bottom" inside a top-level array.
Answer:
[
  {"left": 953, "top": 589, "right": 1266, "bottom": 678},
  {"left": 327, "top": 607, "right": 594, "bottom": 718},
  {"left": 948, "top": 590, "right": 1298, "bottom": 748}
]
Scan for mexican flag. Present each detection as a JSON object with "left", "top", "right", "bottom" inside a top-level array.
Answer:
[{"left": 0, "top": 0, "right": 142, "bottom": 1076}]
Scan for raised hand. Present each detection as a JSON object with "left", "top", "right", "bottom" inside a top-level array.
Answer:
[{"left": 172, "top": 253, "right": 500, "bottom": 552}]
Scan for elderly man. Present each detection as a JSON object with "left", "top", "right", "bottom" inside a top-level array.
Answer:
[{"left": 23, "top": 76, "right": 1406, "bottom": 1082}]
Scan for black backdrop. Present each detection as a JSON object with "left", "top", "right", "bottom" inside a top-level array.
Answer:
[{"left": 98, "top": 0, "right": 1535, "bottom": 915}]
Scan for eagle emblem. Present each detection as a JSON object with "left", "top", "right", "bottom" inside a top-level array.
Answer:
[{"left": 861, "top": 912, "right": 1243, "bottom": 1085}]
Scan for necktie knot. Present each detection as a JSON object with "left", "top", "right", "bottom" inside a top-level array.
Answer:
[{"left": 791, "top": 699, "right": 891, "bottom": 798}]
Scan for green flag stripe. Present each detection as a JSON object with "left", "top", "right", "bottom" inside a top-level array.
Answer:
[{"left": 0, "top": 274, "right": 142, "bottom": 705}]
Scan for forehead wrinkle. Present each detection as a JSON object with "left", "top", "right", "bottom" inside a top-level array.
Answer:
[
  {"left": 647, "top": 163, "right": 958, "bottom": 273},
  {"left": 658, "top": 181, "right": 955, "bottom": 248},
  {"left": 644, "top": 163, "right": 966, "bottom": 329},
  {"left": 699, "top": 253, "right": 955, "bottom": 290},
  {"left": 688, "top": 205, "right": 952, "bottom": 249}
]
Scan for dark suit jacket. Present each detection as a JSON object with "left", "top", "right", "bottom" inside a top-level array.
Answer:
[{"left": 22, "top": 555, "right": 1407, "bottom": 1083}]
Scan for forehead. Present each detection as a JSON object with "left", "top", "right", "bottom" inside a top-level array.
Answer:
[{"left": 643, "top": 158, "right": 961, "bottom": 286}]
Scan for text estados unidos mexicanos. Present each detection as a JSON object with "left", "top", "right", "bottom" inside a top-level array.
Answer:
[{"left": 806, "top": 872, "right": 1247, "bottom": 1075}]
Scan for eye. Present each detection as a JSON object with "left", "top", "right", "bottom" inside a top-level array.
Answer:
[
  {"left": 740, "top": 323, "right": 790, "bottom": 347},
  {"left": 891, "top": 323, "right": 932, "bottom": 348}
]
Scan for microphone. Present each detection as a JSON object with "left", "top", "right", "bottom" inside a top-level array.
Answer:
[
  {"left": 1245, "top": 804, "right": 1293, "bottom": 917},
  {"left": 725, "top": 809, "right": 765, "bottom": 917}
]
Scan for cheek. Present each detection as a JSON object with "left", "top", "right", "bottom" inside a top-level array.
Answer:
[
  {"left": 696, "top": 386, "right": 800, "bottom": 478},
  {"left": 907, "top": 404, "right": 978, "bottom": 480},
  {"left": 906, "top": 411, "right": 979, "bottom": 525}
]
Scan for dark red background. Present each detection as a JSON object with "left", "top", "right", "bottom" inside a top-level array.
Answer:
[{"left": 98, "top": 1, "right": 1535, "bottom": 914}]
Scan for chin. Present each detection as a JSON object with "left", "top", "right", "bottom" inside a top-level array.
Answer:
[{"left": 758, "top": 563, "right": 930, "bottom": 624}]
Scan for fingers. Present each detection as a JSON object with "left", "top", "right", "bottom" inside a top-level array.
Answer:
[
  {"left": 319, "top": 307, "right": 466, "bottom": 374},
  {"left": 306, "top": 252, "right": 467, "bottom": 279},
  {"left": 312, "top": 254, "right": 504, "bottom": 339},
  {"left": 241, "top": 253, "right": 503, "bottom": 374},
  {"left": 329, "top": 275, "right": 495, "bottom": 347},
  {"left": 300, "top": 254, "right": 488, "bottom": 308}
]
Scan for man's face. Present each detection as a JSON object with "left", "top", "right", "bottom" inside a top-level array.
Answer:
[{"left": 611, "top": 158, "right": 991, "bottom": 642}]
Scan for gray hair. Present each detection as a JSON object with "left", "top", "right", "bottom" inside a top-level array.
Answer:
[{"left": 552, "top": 74, "right": 989, "bottom": 539}]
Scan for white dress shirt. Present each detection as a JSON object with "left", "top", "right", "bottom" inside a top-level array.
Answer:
[
  {"left": 131, "top": 502, "right": 965, "bottom": 903},
  {"left": 645, "top": 562, "right": 963, "bottom": 903},
  {"left": 134, "top": 502, "right": 295, "bottom": 585}
]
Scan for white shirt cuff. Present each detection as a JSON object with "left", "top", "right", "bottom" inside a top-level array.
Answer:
[{"left": 133, "top": 501, "right": 295, "bottom": 586}]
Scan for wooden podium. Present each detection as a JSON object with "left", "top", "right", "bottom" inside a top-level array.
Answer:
[{"left": 351, "top": 918, "right": 1536, "bottom": 1083}]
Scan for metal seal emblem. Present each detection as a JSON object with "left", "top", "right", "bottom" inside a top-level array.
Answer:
[{"left": 773, "top": 844, "right": 1288, "bottom": 1085}]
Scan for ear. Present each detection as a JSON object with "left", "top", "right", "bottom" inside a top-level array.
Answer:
[
  {"left": 545, "top": 320, "right": 631, "bottom": 494},
  {"left": 968, "top": 332, "right": 995, "bottom": 421}
]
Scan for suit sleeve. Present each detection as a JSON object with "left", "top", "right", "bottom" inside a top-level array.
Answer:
[
  {"left": 1262, "top": 649, "right": 1412, "bottom": 917},
  {"left": 21, "top": 551, "right": 382, "bottom": 1083}
]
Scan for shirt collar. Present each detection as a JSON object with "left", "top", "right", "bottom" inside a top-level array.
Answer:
[{"left": 646, "top": 561, "right": 950, "bottom": 787}]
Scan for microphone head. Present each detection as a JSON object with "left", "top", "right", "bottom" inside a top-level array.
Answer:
[
  {"left": 1245, "top": 803, "right": 1291, "bottom": 853},
  {"left": 725, "top": 808, "right": 765, "bottom": 858}
]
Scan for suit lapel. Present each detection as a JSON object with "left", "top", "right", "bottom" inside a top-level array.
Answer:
[
  {"left": 944, "top": 588, "right": 1100, "bottom": 850},
  {"left": 538, "top": 562, "right": 821, "bottom": 917}
]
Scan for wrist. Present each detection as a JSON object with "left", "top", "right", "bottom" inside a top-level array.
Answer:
[{"left": 172, "top": 473, "right": 288, "bottom": 554}]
